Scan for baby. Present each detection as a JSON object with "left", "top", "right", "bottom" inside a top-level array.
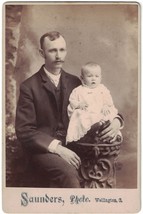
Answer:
[{"left": 66, "top": 62, "right": 122, "bottom": 144}]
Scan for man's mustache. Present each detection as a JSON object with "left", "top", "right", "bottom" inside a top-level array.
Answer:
[{"left": 53, "top": 60, "right": 64, "bottom": 63}]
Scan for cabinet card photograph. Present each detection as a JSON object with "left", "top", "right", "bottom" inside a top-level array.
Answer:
[{"left": 3, "top": 1, "right": 141, "bottom": 213}]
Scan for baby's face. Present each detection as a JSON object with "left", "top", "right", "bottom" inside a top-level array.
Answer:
[{"left": 82, "top": 66, "right": 101, "bottom": 88}]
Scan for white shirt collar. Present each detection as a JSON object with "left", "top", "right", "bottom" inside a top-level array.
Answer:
[{"left": 44, "top": 66, "right": 61, "bottom": 87}]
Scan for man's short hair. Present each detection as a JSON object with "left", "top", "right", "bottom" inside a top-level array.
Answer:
[{"left": 40, "top": 31, "right": 62, "bottom": 49}]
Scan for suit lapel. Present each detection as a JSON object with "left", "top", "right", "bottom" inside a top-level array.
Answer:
[
  {"left": 40, "top": 66, "right": 69, "bottom": 114},
  {"left": 40, "top": 66, "right": 56, "bottom": 96},
  {"left": 39, "top": 66, "right": 70, "bottom": 127},
  {"left": 40, "top": 66, "right": 69, "bottom": 96},
  {"left": 61, "top": 70, "right": 69, "bottom": 101}
]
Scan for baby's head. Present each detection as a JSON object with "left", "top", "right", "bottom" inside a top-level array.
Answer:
[{"left": 81, "top": 62, "right": 102, "bottom": 88}]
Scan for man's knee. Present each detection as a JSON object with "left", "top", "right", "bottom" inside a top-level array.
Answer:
[
  {"left": 31, "top": 153, "right": 81, "bottom": 188},
  {"left": 59, "top": 165, "right": 80, "bottom": 188},
  {"left": 62, "top": 164, "right": 78, "bottom": 178}
]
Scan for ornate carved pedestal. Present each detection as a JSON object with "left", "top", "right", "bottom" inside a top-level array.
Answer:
[{"left": 78, "top": 139, "right": 122, "bottom": 188}]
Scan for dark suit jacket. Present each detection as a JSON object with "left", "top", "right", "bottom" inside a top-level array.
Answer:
[{"left": 15, "top": 65, "right": 81, "bottom": 154}]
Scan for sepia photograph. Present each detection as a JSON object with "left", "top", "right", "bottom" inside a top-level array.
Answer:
[{"left": 3, "top": 1, "right": 140, "bottom": 213}]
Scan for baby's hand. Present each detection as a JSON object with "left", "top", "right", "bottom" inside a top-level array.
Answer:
[
  {"left": 79, "top": 102, "right": 88, "bottom": 110},
  {"left": 101, "top": 105, "right": 111, "bottom": 116}
]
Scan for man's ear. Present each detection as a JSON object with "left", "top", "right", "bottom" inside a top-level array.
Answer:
[{"left": 39, "top": 49, "right": 45, "bottom": 58}]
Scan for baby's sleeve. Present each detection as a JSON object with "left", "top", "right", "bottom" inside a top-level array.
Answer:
[
  {"left": 102, "top": 85, "right": 118, "bottom": 117},
  {"left": 102, "top": 85, "right": 115, "bottom": 106},
  {"left": 67, "top": 87, "right": 81, "bottom": 118}
]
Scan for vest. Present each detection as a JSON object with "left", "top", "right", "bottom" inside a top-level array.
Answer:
[{"left": 50, "top": 78, "right": 66, "bottom": 143}]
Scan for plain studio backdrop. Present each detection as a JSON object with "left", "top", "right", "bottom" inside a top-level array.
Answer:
[{"left": 6, "top": 3, "right": 139, "bottom": 188}]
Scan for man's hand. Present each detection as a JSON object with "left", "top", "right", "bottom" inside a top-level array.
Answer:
[
  {"left": 98, "top": 118, "right": 121, "bottom": 142},
  {"left": 56, "top": 145, "right": 81, "bottom": 169}
]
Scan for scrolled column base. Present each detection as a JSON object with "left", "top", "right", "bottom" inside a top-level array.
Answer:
[{"left": 78, "top": 140, "right": 122, "bottom": 188}]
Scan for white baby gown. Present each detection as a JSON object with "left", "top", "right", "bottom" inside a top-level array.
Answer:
[{"left": 66, "top": 84, "right": 118, "bottom": 143}]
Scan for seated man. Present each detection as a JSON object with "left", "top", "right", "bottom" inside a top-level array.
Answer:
[{"left": 15, "top": 31, "right": 123, "bottom": 188}]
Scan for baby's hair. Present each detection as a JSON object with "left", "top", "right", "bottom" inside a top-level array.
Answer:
[{"left": 81, "top": 62, "right": 101, "bottom": 76}]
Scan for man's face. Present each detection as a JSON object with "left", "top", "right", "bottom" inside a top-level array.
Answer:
[
  {"left": 82, "top": 66, "right": 101, "bottom": 88},
  {"left": 41, "top": 36, "right": 67, "bottom": 72}
]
